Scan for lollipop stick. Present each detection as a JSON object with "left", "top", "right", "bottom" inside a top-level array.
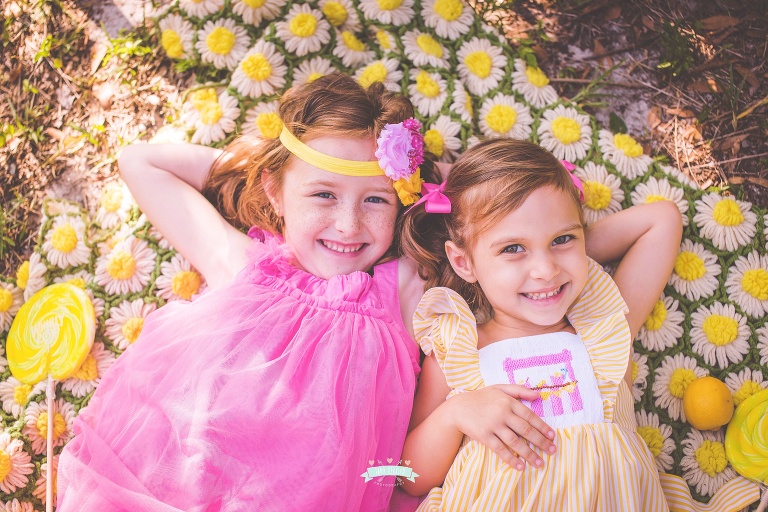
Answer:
[
  {"left": 755, "top": 488, "right": 768, "bottom": 512},
  {"left": 46, "top": 375, "right": 54, "bottom": 512}
]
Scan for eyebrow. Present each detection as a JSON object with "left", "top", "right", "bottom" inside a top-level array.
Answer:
[{"left": 489, "top": 223, "right": 584, "bottom": 248}]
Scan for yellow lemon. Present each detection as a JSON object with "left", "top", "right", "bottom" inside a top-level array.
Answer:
[{"left": 683, "top": 376, "right": 734, "bottom": 431}]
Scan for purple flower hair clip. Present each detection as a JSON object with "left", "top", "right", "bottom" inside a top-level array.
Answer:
[{"left": 375, "top": 118, "right": 425, "bottom": 181}]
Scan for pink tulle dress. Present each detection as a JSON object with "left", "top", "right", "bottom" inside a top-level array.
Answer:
[{"left": 57, "top": 229, "right": 421, "bottom": 512}]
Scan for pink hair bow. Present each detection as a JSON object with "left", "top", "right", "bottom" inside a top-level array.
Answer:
[
  {"left": 407, "top": 181, "right": 451, "bottom": 214},
  {"left": 560, "top": 160, "right": 585, "bottom": 203}
]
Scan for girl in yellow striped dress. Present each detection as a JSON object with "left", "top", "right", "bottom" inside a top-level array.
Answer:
[{"left": 398, "top": 139, "right": 758, "bottom": 511}]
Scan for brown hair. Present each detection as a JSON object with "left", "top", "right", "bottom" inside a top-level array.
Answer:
[
  {"left": 203, "top": 73, "right": 437, "bottom": 261},
  {"left": 400, "top": 138, "right": 584, "bottom": 316}
]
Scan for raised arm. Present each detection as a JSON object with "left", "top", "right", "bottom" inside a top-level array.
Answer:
[{"left": 118, "top": 143, "right": 252, "bottom": 288}]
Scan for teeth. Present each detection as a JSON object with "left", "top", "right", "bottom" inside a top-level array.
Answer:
[
  {"left": 523, "top": 286, "right": 562, "bottom": 300},
  {"left": 322, "top": 241, "right": 364, "bottom": 253}
]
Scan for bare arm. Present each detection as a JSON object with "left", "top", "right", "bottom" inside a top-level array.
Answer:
[{"left": 118, "top": 143, "right": 252, "bottom": 288}]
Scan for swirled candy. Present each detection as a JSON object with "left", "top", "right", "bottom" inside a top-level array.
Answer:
[
  {"left": 725, "top": 388, "right": 768, "bottom": 485},
  {"left": 7, "top": 283, "right": 95, "bottom": 385}
]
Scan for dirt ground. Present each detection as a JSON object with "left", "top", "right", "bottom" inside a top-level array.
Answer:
[{"left": 1, "top": 0, "right": 767, "bottom": 275}]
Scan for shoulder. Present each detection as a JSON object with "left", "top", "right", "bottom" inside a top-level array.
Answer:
[{"left": 397, "top": 257, "right": 426, "bottom": 339}]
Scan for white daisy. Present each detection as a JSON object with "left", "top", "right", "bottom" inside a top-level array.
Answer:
[
  {"left": 0, "top": 499, "right": 34, "bottom": 512},
  {"left": 511, "top": 59, "right": 558, "bottom": 109},
  {"left": 636, "top": 294, "right": 685, "bottom": 352},
  {"left": 478, "top": 93, "right": 533, "bottom": 140},
  {"left": 631, "top": 352, "right": 649, "bottom": 403},
  {"left": 358, "top": 0, "right": 414, "bottom": 26},
  {"left": 466, "top": 135, "right": 481, "bottom": 149},
  {"left": 480, "top": 21, "right": 504, "bottom": 40},
  {"left": 690, "top": 302, "right": 750, "bottom": 369},
  {"left": 598, "top": 129, "right": 653, "bottom": 179},
  {"left": 635, "top": 410, "right": 675, "bottom": 472},
  {"left": 0, "top": 377, "right": 45, "bottom": 419},
  {"left": 19, "top": 252, "right": 47, "bottom": 302},
  {"left": 60, "top": 342, "right": 116, "bottom": 398},
  {"left": 319, "top": 0, "right": 361, "bottom": 32},
  {"left": 725, "top": 368, "right": 766, "bottom": 407},
  {"left": 96, "top": 223, "right": 135, "bottom": 257},
  {"left": 537, "top": 104, "right": 593, "bottom": 162},
  {"left": 147, "top": 225, "right": 172, "bottom": 251},
  {"left": 668, "top": 240, "right": 722, "bottom": 301},
  {"left": 52, "top": 270, "right": 104, "bottom": 317},
  {"left": 292, "top": 56, "right": 335, "bottom": 85},
  {"left": 182, "top": 88, "right": 240, "bottom": 145},
  {"left": 401, "top": 30, "right": 449, "bottom": 69},
  {"left": 451, "top": 81, "right": 473, "bottom": 124},
  {"left": 32, "top": 455, "right": 58, "bottom": 506},
  {"left": 22, "top": 399, "right": 75, "bottom": 455},
  {"left": 41, "top": 215, "right": 91, "bottom": 269},
  {"left": 275, "top": 4, "right": 332, "bottom": 57},
  {"left": 0, "top": 432, "right": 34, "bottom": 494},
  {"left": 725, "top": 250, "right": 768, "bottom": 318},
  {"left": 333, "top": 30, "right": 375, "bottom": 68},
  {"left": 94, "top": 182, "right": 134, "bottom": 230},
  {"left": 179, "top": 0, "right": 223, "bottom": 18},
  {"left": 630, "top": 176, "right": 689, "bottom": 226},
  {"left": 43, "top": 199, "right": 82, "bottom": 218},
  {"left": 0, "top": 282, "right": 22, "bottom": 334},
  {"left": 232, "top": 0, "right": 286, "bottom": 26},
  {"left": 681, "top": 429, "right": 737, "bottom": 497},
  {"left": 693, "top": 193, "right": 758, "bottom": 252},
  {"left": 155, "top": 253, "right": 206, "bottom": 301},
  {"left": 94, "top": 236, "right": 156, "bottom": 296},
  {"left": 573, "top": 162, "right": 624, "bottom": 225},
  {"left": 105, "top": 298, "right": 158, "bottom": 350},
  {"left": 243, "top": 101, "right": 283, "bottom": 140},
  {"left": 456, "top": 37, "right": 507, "bottom": 96},
  {"left": 158, "top": 14, "right": 194, "bottom": 60},
  {"left": 652, "top": 353, "right": 707, "bottom": 422},
  {"left": 354, "top": 58, "right": 403, "bottom": 91},
  {"left": 230, "top": 40, "right": 288, "bottom": 98},
  {"left": 371, "top": 28, "right": 396, "bottom": 54},
  {"left": 421, "top": 0, "right": 474, "bottom": 39},
  {"left": 195, "top": 18, "right": 250, "bottom": 70},
  {"left": 660, "top": 164, "right": 699, "bottom": 189},
  {"left": 408, "top": 69, "right": 448, "bottom": 118},
  {"left": 423, "top": 115, "right": 462, "bottom": 163}
]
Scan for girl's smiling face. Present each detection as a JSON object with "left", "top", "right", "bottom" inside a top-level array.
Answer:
[
  {"left": 268, "top": 135, "right": 399, "bottom": 280},
  {"left": 447, "top": 185, "right": 589, "bottom": 338}
]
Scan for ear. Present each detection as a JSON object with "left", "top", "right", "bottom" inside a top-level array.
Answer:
[
  {"left": 260, "top": 169, "right": 281, "bottom": 215},
  {"left": 445, "top": 240, "right": 477, "bottom": 283}
]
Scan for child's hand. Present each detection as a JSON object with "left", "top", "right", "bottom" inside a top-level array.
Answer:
[{"left": 449, "top": 384, "right": 556, "bottom": 471}]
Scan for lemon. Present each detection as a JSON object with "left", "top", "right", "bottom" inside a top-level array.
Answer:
[{"left": 683, "top": 376, "right": 734, "bottom": 430}]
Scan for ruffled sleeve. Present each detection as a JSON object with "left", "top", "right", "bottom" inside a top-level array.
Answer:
[
  {"left": 413, "top": 287, "right": 484, "bottom": 395},
  {"left": 566, "top": 258, "right": 631, "bottom": 422}
]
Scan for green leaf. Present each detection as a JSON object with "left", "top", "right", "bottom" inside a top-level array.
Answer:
[{"left": 609, "top": 112, "right": 628, "bottom": 134}]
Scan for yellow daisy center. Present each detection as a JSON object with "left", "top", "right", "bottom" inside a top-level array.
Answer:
[
  {"left": 14, "top": 383, "right": 32, "bottom": 407},
  {"left": 465, "top": 51, "right": 492, "bottom": 78},
  {"left": 0, "top": 289, "right": 13, "bottom": 313},
  {"left": 241, "top": 53, "right": 273, "bottom": 81},
  {"left": 637, "top": 426, "right": 664, "bottom": 457},
  {"left": 733, "top": 380, "right": 762, "bottom": 406},
  {"left": 702, "top": 314, "right": 738, "bottom": 346},
  {"left": 243, "top": 0, "right": 267, "bottom": 6},
  {"left": 161, "top": 30, "right": 183, "bottom": 59},
  {"left": 357, "top": 63, "right": 387, "bottom": 88},
  {"left": 376, "top": 31, "right": 392, "bottom": 50},
  {"left": 525, "top": 66, "right": 550, "bottom": 87},
  {"left": 307, "top": 72, "right": 325, "bottom": 83},
  {"left": 583, "top": 181, "right": 612, "bottom": 211},
  {"left": 72, "top": 354, "right": 98, "bottom": 381},
  {"left": 206, "top": 27, "right": 236, "bottom": 55},
  {"left": 485, "top": 104, "right": 517, "bottom": 134},
  {"left": 16, "top": 261, "right": 30, "bottom": 290},
  {"left": 107, "top": 250, "right": 137, "bottom": 281},
  {"left": 424, "top": 129, "right": 444, "bottom": 158},
  {"left": 289, "top": 13, "right": 318, "bottom": 37},
  {"left": 377, "top": 0, "right": 403, "bottom": 10},
  {"left": 190, "top": 88, "right": 218, "bottom": 108},
  {"left": 416, "top": 34, "right": 443, "bottom": 58},
  {"left": 172, "top": 270, "right": 202, "bottom": 300},
  {"left": 122, "top": 317, "right": 145, "bottom": 344},
  {"left": 66, "top": 277, "right": 86, "bottom": 289},
  {"left": 645, "top": 194, "right": 667, "bottom": 204},
  {"left": 741, "top": 269, "right": 768, "bottom": 300},
  {"left": 465, "top": 97, "right": 473, "bottom": 116},
  {"left": 341, "top": 31, "right": 365, "bottom": 51},
  {"left": 190, "top": 89, "right": 222, "bottom": 126},
  {"left": 256, "top": 112, "right": 283, "bottom": 139},
  {"left": 51, "top": 223, "right": 78, "bottom": 253},
  {"left": 100, "top": 187, "right": 123, "bottom": 213},
  {"left": 433, "top": 0, "right": 462, "bottom": 21},
  {"left": 0, "top": 450, "right": 10, "bottom": 482},
  {"left": 674, "top": 251, "right": 706, "bottom": 281},
  {"left": 36, "top": 411, "right": 67, "bottom": 441},
  {"left": 323, "top": 1, "right": 348, "bottom": 26},
  {"left": 712, "top": 199, "right": 744, "bottom": 226},
  {"left": 415, "top": 71, "right": 440, "bottom": 98},
  {"left": 631, "top": 360, "right": 638, "bottom": 381},
  {"left": 644, "top": 300, "right": 667, "bottom": 331},
  {"left": 695, "top": 440, "right": 727, "bottom": 477},
  {"left": 613, "top": 133, "right": 644, "bottom": 158},
  {"left": 669, "top": 367, "right": 697, "bottom": 399},
  {"left": 551, "top": 116, "right": 582, "bottom": 145}
]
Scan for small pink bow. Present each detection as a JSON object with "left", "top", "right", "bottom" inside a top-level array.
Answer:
[
  {"left": 407, "top": 181, "right": 452, "bottom": 214},
  {"left": 560, "top": 160, "right": 584, "bottom": 203}
]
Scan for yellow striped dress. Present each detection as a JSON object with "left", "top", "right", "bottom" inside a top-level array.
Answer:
[{"left": 412, "top": 260, "right": 759, "bottom": 512}]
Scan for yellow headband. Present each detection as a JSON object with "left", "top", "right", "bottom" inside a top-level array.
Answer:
[{"left": 279, "top": 127, "right": 385, "bottom": 177}]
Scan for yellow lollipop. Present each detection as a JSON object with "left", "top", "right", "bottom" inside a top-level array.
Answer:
[
  {"left": 725, "top": 388, "right": 768, "bottom": 511},
  {"left": 7, "top": 283, "right": 95, "bottom": 512}
]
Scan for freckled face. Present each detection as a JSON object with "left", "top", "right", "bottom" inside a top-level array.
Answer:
[{"left": 271, "top": 136, "right": 399, "bottom": 280}]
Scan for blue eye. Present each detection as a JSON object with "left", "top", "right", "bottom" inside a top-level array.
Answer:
[
  {"left": 553, "top": 234, "right": 575, "bottom": 245},
  {"left": 313, "top": 192, "right": 335, "bottom": 199},
  {"left": 365, "top": 196, "right": 389, "bottom": 204},
  {"left": 502, "top": 244, "right": 524, "bottom": 254}
]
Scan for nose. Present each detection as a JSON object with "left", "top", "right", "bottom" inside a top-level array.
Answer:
[
  {"left": 528, "top": 250, "right": 559, "bottom": 281},
  {"left": 334, "top": 202, "right": 362, "bottom": 237}
]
